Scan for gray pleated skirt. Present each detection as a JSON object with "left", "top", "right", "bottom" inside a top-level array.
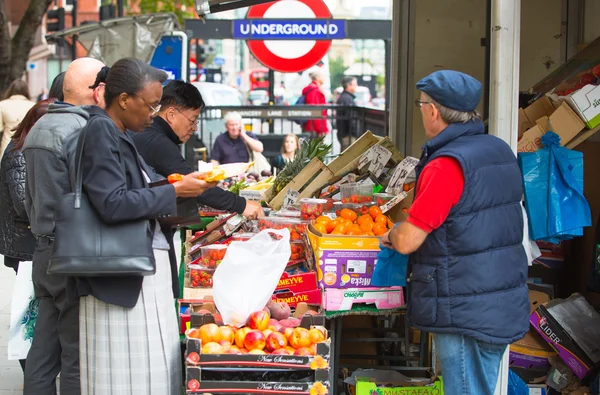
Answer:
[{"left": 79, "top": 249, "right": 182, "bottom": 395}]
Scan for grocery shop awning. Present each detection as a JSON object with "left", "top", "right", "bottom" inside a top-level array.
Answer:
[{"left": 45, "top": 13, "right": 180, "bottom": 66}]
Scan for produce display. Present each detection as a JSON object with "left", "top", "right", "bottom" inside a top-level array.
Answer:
[
  {"left": 374, "top": 192, "right": 395, "bottom": 206},
  {"left": 257, "top": 217, "right": 307, "bottom": 241},
  {"left": 167, "top": 168, "right": 227, "bottom": 184},
  {"left": 189, "top": 265, "right": 214, "bottom": 288},
  {"left": 340, "top": 183, "right": 373, "bottom": 204},
  {"left": 313, "top": 205, "right": 393, "bottom": 236},
  {"left": 300, "top": 198, "right": 328, "bottom": 220},
  {"left": 186, "top": 303, "right": 327, "bottom": 358},
  {"left": 200, "top": 244, "right": 228, "bottom": 268}
]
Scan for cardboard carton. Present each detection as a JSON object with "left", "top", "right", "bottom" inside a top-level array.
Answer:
[
  {"left": 323, "top": 287, "right": 404, "bottom": 312},
  {"left": 529, "top": 294, "right": 600, "bottom": 379},
  {"left": 518, "top": 97, "right": 586, "bottom": 152},
  {"left": 563, "top": 84, "right": 600, "bottom": 129},
  {"left": 345, "top": 369, "right": 443, "bottom": 395},
  {"left": 273, "top": 271, "right": 322, "bottom": 307},
  {"left": 307, "top": 224, "right": 381, "bottom": 289}
]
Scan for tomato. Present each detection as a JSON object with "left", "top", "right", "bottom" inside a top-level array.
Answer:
[
  {"left": 373, "top": 223, "right": 388, "bottom": 236},
  {"left": 167, "top": 173, "right": 184, "bottom": 184},
  {"left": 369, "top": 206, "right": 383, "bottom": 220},
  {"left": 340, "top": 208, "right": 358, "bottom": 222}
]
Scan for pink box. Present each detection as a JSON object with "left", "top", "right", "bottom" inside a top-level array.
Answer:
[{"left": 323, "top": 287, "right": 404, "bottom": 311}]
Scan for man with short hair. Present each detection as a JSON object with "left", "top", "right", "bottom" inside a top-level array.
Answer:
[
  {"left": 210, "top": 111, "right": 264, "bottom": 166},
  {"left": 22, "top": 57, "right": 105, "bottom": 395},
  {"left": 132, "top": 80, "right": 263, "bottom": 220},
  {"left": 336, "top": 76, "right": 358, "bottom": 151},
  {"left": 382, "top": 70, "right": 529, "bottom": 395}
]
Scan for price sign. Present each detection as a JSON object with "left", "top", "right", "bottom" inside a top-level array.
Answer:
[
  {"left": 358, "top": 145, "right": 392, "bottom": 177},
  {"left": 386, "top": 157, "right": 420, "bottom": 194},
  {"left": 282, "top": 189, "right": 299, "bottom": 208},
  {"left": 380, "top": 191, "right": 408, "bottom": 213}
]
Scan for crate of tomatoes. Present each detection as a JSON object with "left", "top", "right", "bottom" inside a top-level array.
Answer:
[{"left": 313, "top": 205, "right": 393, "bottom": 237}]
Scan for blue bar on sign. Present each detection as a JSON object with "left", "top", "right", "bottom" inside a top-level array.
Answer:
[{"left": 233, "top": 19, "right": 346, "bottom": 40}]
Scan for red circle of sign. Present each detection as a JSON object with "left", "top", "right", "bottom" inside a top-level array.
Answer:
[{"left": 246, "top": 0, "right": 333, "bottom": 73}]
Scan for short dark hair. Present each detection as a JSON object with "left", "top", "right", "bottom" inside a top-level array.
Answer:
[
  {"left": 160, "top": 80, "right": 205, "bottom": 110},
  {"left": 4, "top": 79, "right": 30, "bottom": 100},
  {"left": 89, "top": 66, "right": 110, "bottom": 89},
  {"left": 49, "top": 72, "right": 65, "bottom": 101},
  {"left": 104, "top": 58, "right": 168, "bottom": 107},
  {"left": 342, "top": 76, "right": 357, "bottom": 90}
]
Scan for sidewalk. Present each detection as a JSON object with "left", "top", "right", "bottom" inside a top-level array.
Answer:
[{"left": 0, "top": 257, "right": 24, "bottom": 394}]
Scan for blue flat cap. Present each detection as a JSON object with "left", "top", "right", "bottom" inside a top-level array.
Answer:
[{"left": 416, "top": 70, "right": 482, "bottom": 112}]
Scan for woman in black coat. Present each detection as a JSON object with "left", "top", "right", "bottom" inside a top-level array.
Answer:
[
  {"left": 0, "top": 99, "right": 55, "bottom": 272},
  {"left": 72, "top": 58, "right": 214, "bottom": 395}
]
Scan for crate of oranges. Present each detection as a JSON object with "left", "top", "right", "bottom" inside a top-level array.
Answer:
[{"left": 311, "top": 205, "right": 393, "bottom": 237}]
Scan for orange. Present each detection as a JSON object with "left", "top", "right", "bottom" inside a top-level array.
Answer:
[
  {"left": 340, "top": 208, "right": 357, "bottom": 223},
  {"left": 313, "top": 222, "right": 327, "bottom": 234},
  {"left": 337, "top": 217, "right": 352, "bottom": 227},
  {"left": 373, "top": 223, "right": 388, "bottom": 236},
  {"left": 356, "top": 215, "right": 373, "bottom": 226},
  {"left": 331, "top": 224, "right": 348, "bottom": 235},
  {"left": 325, "top": 219, "right": 339, "bottom": 233},
  {"left": 365, "top": 231, "right": 376, "bottom": 236},
  {"left": 315, "top": 216, "right": 332, "bottom": 225},
  {"left": 369, "top": 206, "right": 383, "bottom": 220},
  {"left": 374, "top": 214, "right": 388, "bottom": 225},
  {"left": 359, "top": 222, "right": 374, "bottom": 233},
  {"left": 346, "top": 230, "right": 361, "bottom": 236},
  {"left": 349, "top": 224, "right": 362, "bottom": 233}
]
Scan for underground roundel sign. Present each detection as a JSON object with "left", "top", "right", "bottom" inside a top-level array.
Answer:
[{"left": 233, "top": 0, "right": 345, "bottom": 73}]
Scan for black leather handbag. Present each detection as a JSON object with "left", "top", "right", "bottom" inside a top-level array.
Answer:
[{"left": 47, "top": 122, "right": 156, "bottom": 277}]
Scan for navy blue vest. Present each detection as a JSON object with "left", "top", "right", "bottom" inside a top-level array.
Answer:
[{"left": 407, "top": 119, "right": 529, "bottom": 344}]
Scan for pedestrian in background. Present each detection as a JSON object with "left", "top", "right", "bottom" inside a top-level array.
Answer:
[
  {"left": 0, "top": 80, "right": 35, "bottom": 155},
  {"left": 0, "top": 98, "right": 54, "bottom": 374},
  {"left": 37, "top": 89, "right": 49, "bottom": 102},
  {"left": 382, "top": 70, "right": 529, "bottom": 395},
  {"left": 22, "top": 57, "right": 106, "bottom": 395},
  {"left": 210, "top": 111, "right": 264, "bottom": 165},
  {"left": 336, "top": 76, "right": 359, "bottom": 151},
  {"left": 271, "top": 133, "right": 298, "bottom": 172},
  {"left": 301, "top": 70, "right": 329, "bottom": 136},
  {"left": 49, "top": 72, "right": 65, "bottom": 102}
]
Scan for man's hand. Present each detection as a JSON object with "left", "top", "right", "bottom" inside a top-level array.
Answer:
[
  {"left": 380, "top": 230, "right": 394, "bottom": 249},
  {"left": 242, "top": 200, "right": 264, "bottom": 220},
  {"left": 173, "top": 172, "right": 217, "bottom": 198}
]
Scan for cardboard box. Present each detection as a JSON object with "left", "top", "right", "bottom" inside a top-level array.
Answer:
[
  {"left": 510, "top": 290, "right": 556, "bottom": 370},
  {"left": 345, "top": 369, "right": 443, "bottom": 395},
  {"left": 518, "top": 97, "right": 586, "bottom": 152},
  {"left": 273, "top": 271, "right": 322, "bottom": 307},
  {"left": 355, "top": 378, "right": 443, "bottom": 395},
  {"left": 307, "top": 224, "right": 381, "bottom": 289},
  {"left": 519, "top": 108, "right": 534, "bottom": 139},
  {"left": 323, "top": 287, "right": 404, "bottom": 312},
  {"left": 529, "top": 294, "right": 600, "bottom": 379},
  {"left": 563, "top": 84, "right": 600, "bottom": 129},
  {"left": 528, "top": 385, "right": 548, "bottom": 395}
]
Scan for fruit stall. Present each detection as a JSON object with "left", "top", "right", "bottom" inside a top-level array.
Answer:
[{"left": 175, "top": 132, "right": 439, "bottom": 395}]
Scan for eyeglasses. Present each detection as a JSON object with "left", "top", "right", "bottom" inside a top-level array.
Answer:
[
  {"left": 175, "top": 107, "right": 199, "bottom": 128},
  {"left": 414, "top": 100, "right": 432, "bottom": 108},
  {"left": 133, "top": 93, "right": 161, "bottom": 116}
]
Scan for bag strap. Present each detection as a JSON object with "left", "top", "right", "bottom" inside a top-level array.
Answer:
[{"left": 72, "top": 118, "right": 91, "bottom": 209}]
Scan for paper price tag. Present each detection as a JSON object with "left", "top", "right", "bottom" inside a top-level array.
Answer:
[
  {"left": 386, "top": 156, "right": 419, "bottom": 194},
  {"left": 380, "top": 191, "right": 408, "bottom": 213},
  {"left": 282, "top": 189, "right": 299, "bottom": 208},
  {"left": 358, "top": 145, "right": 392, "bottom": 177}
]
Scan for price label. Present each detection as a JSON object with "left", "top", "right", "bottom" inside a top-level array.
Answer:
[
  {"left": 358, "top": 145, "right": 392, "bottom": 177},
  {"left": 386, "top": 156, "right": 419, "bottom": 194},
  {"left": 282, "top": 189, "right": 299, "bottom": 208},
  {"left": 380, "top": 191, "right": 408, "bottom": 213}
]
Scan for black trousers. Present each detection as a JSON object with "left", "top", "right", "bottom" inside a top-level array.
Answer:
[{"left": 23, "top": 243, "right": 80, "bottom": 395}]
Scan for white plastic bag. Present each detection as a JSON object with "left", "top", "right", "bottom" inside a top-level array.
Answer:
[
  {"left": 522, "top": 205, "right": 542, "bottom": 266},
  {"left": 213, "top": 228, "right": 291, "bottom": 327},
  {"left": 8, "top": 261, "right": 38, "bottom": 360}
]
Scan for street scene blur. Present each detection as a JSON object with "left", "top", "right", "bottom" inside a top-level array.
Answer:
[{"left": 2, "top": 0, "right": 600, "bottom": 394}]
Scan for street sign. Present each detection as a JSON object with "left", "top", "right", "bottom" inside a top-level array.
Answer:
[
  {"left": 239, "top": 0, "right": 343, "bottom": 73},
  {"left": 150, "top": 32, "right": 188, "bottom": 82}
]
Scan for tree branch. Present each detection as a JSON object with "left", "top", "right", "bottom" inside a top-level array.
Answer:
[{"left": 9, "top": 0, "right": 53, "bottom": 81}]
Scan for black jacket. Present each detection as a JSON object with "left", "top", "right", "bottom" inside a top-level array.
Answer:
[
  {"left": 131, "top": 117, "right": 246, "bottom": 214},
  {"left": 336, "top": 90, "right": 359, "bottom": 139},
  {"left": 0, "top": 141, "right": 34, "bottom": 261},
  {"left": 64, "top": 107, "right": 178, "bottom": 308}
]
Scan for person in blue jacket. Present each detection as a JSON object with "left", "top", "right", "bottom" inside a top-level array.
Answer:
[{"left": 382, "top": 70, "right": 529, "bottom": 395}]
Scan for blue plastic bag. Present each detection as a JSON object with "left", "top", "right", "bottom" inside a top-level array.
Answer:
[
  {"left": 518, "top": 132, "right": 591, "bottom": 242},
  {"left": 508, "top": 369, "right": 529, "bottom": 395},
  {"left": 372, "top": 245, "right": 408, "bottom": 287}
]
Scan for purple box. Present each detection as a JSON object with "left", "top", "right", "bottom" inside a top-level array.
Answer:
[
  {"left": 318, "top": 250, "right": 378, "bottom": 289},
  {"left": 529, "top": 295, "right": 600, "bottom": 379}
]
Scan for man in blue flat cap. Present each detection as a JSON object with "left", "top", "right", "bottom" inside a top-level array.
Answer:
[{"left": 382, "top": 70, "right": 529, "bottom": 395}]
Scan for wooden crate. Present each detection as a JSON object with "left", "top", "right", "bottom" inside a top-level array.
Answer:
[
  {"left": 327, "top": 131, "right": 382, "bottom": 177},
  {"left": 267, "top": 157, "right": 334, "bottom": 210},
  {"left": 377, "top": 136, "right": 404, "bottom": 163}
]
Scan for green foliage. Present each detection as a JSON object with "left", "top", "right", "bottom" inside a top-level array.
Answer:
[
  {"left": 329, "top": 56, "right": 346, "bottom": 90},
  {"left": 376, "top": 74, "right": 385, "bottom": 87},
  {"left": 120, "top": 0, "right": 195, "bottom": 24}
]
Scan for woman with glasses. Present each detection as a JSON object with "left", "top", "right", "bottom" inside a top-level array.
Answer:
[{"left": 67, "top": 58, "right": 215, "bottom": 394}]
